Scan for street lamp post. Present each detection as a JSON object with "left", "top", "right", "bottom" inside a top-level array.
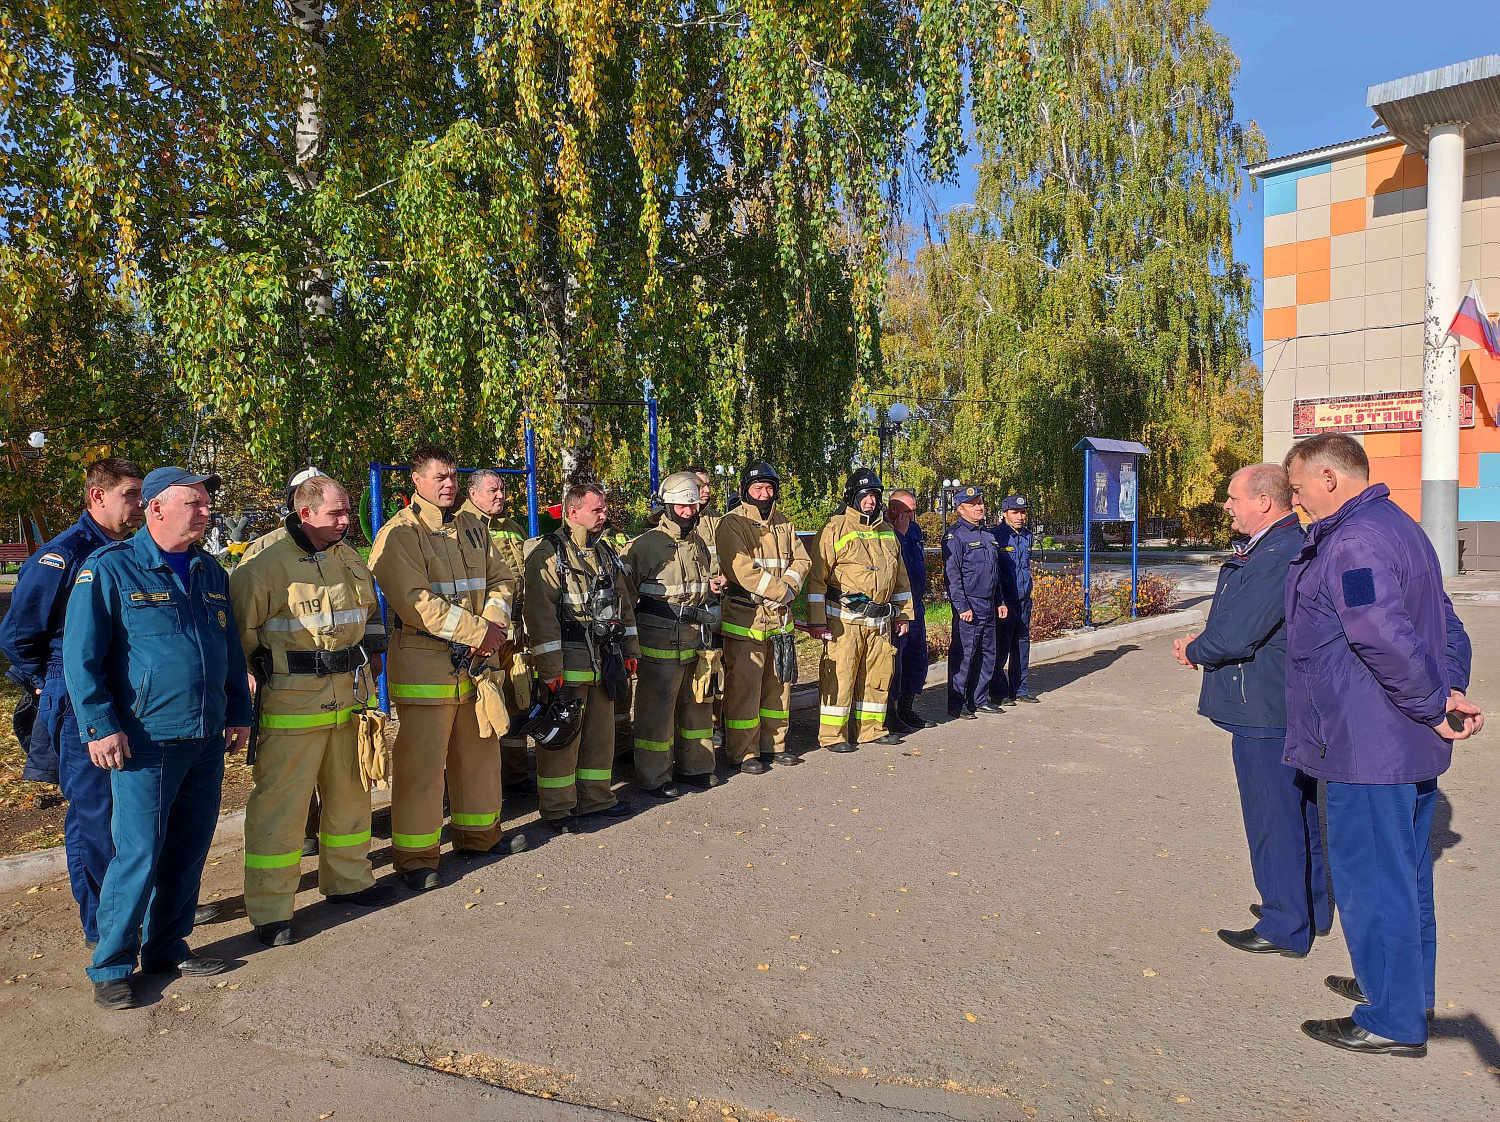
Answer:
[
  {"left": 939, "top": 478, "right": 961, "bottom": 539},
  {"left": 863, "top": 402, "right": 910, "bottom": 481}
]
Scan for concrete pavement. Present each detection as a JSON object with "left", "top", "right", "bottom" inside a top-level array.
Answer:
[{"left": 2, "top": 612, "right": 1498, "bottom": 1121}]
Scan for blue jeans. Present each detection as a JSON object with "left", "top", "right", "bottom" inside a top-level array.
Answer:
[
  {"left": 1230, "top": 733, "right": 1329, "bottom": 953},
  {"left": 1325, "top": 779, "right": 1438, "bottom": 1044},
  {"left": 87, "top": 735, "right": 226, "bottom": 983},
  {"left": 48, "top": 670, "right": 115, "bottom": 943}
]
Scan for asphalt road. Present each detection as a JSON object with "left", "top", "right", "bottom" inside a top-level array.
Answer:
[{"left": 2, "top": 612, "right": 1498, "bottom": 1122}]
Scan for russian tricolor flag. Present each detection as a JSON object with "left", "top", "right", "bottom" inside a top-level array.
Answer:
[{"left": 1448, "top": 281, "right": 1500, "bottom": 359}]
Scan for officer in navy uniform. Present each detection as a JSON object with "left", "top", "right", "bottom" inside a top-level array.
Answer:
[
  {"left": 0, "top": 458, "right": 144, "bottom": 947},
  {"left": 943, "top": 485, "right": 1004, "bottom": 719},
  {"left": 992, "top": 494, "right": 1039, "bottom": 705}
]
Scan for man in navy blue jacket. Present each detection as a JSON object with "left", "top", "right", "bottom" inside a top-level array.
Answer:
[
  {"left": 943, "top": 486, "right": 1004, "bottom": 718},
  {"left": 1283, "top": 433, "right": 1478, "bottom": 1057},
  {"left": 992, "top": 494, "right": 1038, "bottom": 704},
  {"left": 0, "top": 459, "right": 144, "bottom": 945},
  {"left": 1174, "top": 463, "right": 1329, "bottom": 959}
]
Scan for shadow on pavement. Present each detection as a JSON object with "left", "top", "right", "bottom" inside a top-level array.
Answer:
[
  {"left": 1029, "top": 644, "right": 1141, "bottom": 692},
  {"left": 1429, "top": 1012, "right": 1500, "bottom": 1080}
]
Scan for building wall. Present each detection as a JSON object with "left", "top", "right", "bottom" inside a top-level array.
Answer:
[{"left": 1261, "top": 141, "right": 1500, "bottom": 521}]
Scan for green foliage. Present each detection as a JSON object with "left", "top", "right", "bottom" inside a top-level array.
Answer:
[
  {"left": 878, "top": 0, "right": 1266, "bottom": 519},
  {"left": 3, "top": 0, "right": 1046, "bottom": 514}
]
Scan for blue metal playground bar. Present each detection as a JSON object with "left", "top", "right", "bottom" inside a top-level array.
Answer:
[{"left": 366, "top": 417, "right": 540, "bottom": 713}]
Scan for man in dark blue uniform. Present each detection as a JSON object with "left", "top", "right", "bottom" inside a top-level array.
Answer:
[
  {"left": 886, "top": 489, "right": 933, "bottom": 730},
  {"left": 0, "top": 458, "right": 144, "bottom": 946},
  {"left": 993, "top": 494, "right": 1039, "bottom": 705},
  {"left": 943, "top": 486, "right": 1003, "bottom": 719},
  {"left": 64, "top": 467, "right": 253, "bottom": 1009}
]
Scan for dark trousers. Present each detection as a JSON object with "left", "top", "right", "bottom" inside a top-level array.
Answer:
[
  {"left": 48, "top": 672, "right": 115, "bottom": 943},
  {"left": 892, "top": 605, "right": 929, "bottom": 697},
  {"left": 1231, "top": 733, "right": 1329, "bottom": 953},
  {"left": 1325, "top": 779, "right": 1437, "bottom": 1044},
  {"left": 946, "top": 608, "right": 996, "bottom": 711},
  {"left": 88, "top": 735, "right": 225, "bottom": 983},
  {"left": 992, "top": 598, "right": 1031, "bottom": 699}
]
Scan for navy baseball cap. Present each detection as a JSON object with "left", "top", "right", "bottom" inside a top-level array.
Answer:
[
  {"left": 142, "top": 466, "right": 222, "bottom": 504},
  {"left": 1001, "top": 494, "right": 1028, "bottom": 512},
  {"left": 954, "top": 485, "right": 984, "bottom": 504}
]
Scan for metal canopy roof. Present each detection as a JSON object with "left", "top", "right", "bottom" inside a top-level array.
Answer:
[
  {"left": 1368, "top": 55, "right": 1500, "bottom": 153},
  {"left": 1073, "top": 437, "right": 1150, "bottom": 455}
]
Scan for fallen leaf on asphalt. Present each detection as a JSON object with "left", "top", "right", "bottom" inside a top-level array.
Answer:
[
  {"left": 29, "top": 954, "right": 42, "bottom": 960},
  {"left": 789, "top": 934, "right": 801, "bottom": 939},
  {"left": 1449, "top": 1001, "right": 1457, "bottom": 1008},
  {"left": 735, "top": 830, "right": 745, "bottom": 835},
  {"left": 227, "top": 983, "right": 240, "bottom": 990},
  {"left": 1176, "top": 1097, "right": 1191, "bottom": 1104},
  {"left": 1143, "top": 969, "right": 1158, "bottom": 977},
  {"left": 473, "top": 887, "right": 483, "bottom": 894},
  {"left": 481, "top": 999, "right": 492, "bottom": 1007},
  {"left": 1103, "top": 1079, "right": 1113, "bottom": 1085},
  {"left": 798, "top": 965, "right": 807, "bottom": 970},
  {"left": 1156, "top": 852, "right": 1170, "bottom": 858},
  {"left": 899, "top": 887, "right": 908, "bottom": 893},
  {"left": 757, "top": 964, "right": 769, "bottom": 971},
  {"left": 1201, "top": 928, "right": 1211, "bottom": 934},
  {"left": 949, "top": 872, "right": 958, "bottom": 876},
  {"left": 25, "top": 887, "right": 40, "bottom": 894},
  {"left": 665, "top": 894, "right": 673, "bottom": 899},
  {"left": 318, "top": 1113, "right": 334, "bottom": 1120},
  {"left": 966, "top": 1013, "right": 977, "bottom": 1023},
  {"left": 745, "top": 863, "right": 754, "bottom": 868},
  {"left": 465, "top": 902, "right": 476, "bottom": 909},
  {"left": 495, "top": 901, "right": 505, "bottom": 906}
]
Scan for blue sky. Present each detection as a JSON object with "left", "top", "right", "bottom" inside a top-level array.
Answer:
[{"left": 917, "top": 2, "right": 1492, "bottom": 370}]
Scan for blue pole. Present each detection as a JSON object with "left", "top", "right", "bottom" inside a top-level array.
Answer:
[
  {"left": 1082, "top": 449, "right": 1092, "bottom": 627},
  {"left": 369, "top": 462, "right": 390, "bottom": 714},
  {"left": 524, "top": 415, "right": 540, "bottom": 538},
  {"left": 1130, "top": 463, "right": 1140, "bottom": 618},
  {"left": 647, "top": 397, "right": 660, "bottom": 495}
]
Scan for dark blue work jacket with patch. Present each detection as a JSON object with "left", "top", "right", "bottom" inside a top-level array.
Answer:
[
  {"left": 943, "top": 517, "right": 1000, "bottom": 613},
  {"left": 62, "top": 527, "right": 253, "bottom": 744},
  {"left": 0, "top": 513, "right": 111, "bottom": 690}
]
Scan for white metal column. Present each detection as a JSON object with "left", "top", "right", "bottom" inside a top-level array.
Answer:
[{"left": 1422, "top": 123, "right": 1465, "bottom": 575}]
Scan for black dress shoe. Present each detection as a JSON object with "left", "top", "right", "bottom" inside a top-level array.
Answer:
[
  {"left": 767, "top": 752, "right": 803, "bottom": 766},
  {"left": 641, "top": 783, "right": 682, "bottom": 800},
  {"left": 327, "top": 882, "right": 400, "bottom": 908},
  {"left": 255, "top": 921, "right": 295, "bottom": 947},
  {"left": 976, "top": 702, "right": 1005, "bottom": 714},
  {"left": 455, "top": 832, "right": 530, "bottom": 858},
  {"left": 1300, "top": 1016, "right": 1426, "bottom": 1057},
  {"left": 739, "top": 759, "right": 768, "bottom": 774},
  {"left": 193, "top": 904, "right": 221, "bottom": 926},
  {"left": 948, "top": 709, "right": 978, "bottom": 721},
  {"left": 1217, "top": 927, "right": 1307, "bottom": 957},
  {"left": 1015, "top": 693, "right": 1041, "bottom": 704},
  {"left": 826, "top": 742, "right": 858, "bottom": 754},
  {"left": 301, "top": 837, "right": 319, "bottom": 858},
  {"left": 93, "top": 979, "right": 136, "bottom": 1010},
  {"left": 675, "top": 772, "right": 723, "bottom": 789},
  {"left": 1324, "top": 975, "right": 1435, "bottom": 1020},
  {"left": 143, "top": 955, "right": 228, "bottom": 977},
  {"left": 402, "top": 869, "right": 441, "bottom": 891},
  {"left": 872, "top": 733, "right": 903, "bottom": 745}
]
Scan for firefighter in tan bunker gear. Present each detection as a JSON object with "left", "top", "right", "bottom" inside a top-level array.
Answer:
[
  {"left": 523, "top": 482, "right": 641, "bottom": 835},
  {"left": 458, "top": 469, "right": 532, "bottom": 795},
  {"left": 368, "top": 446, "right": 522, "bottom": 892},
  {"left": 624, "top": 473, "right": 726, "bottom": 797},
  {"left": 715, "top": 462, "right": 811, "bottom": 774},
  {"left": 806, "top": 469, "right": 915, "bottom": 753},
  {"left": 230, "top": 476, "right": 395, "bottom": 947}
]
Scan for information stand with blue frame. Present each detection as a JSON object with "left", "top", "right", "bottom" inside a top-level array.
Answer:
[{"left": 1074, "top": 437, "right": 1150, "bottom": 626}]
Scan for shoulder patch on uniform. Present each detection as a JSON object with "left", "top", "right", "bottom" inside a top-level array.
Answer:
[
  {"left": 37, "top": 552, "right": 66, "bottom": 569},
  {"left": 1341, "top": 567, "right": 1377, "bottom": 607},
  {"left": 75, "top": 569, "right": 93, "bottom": 584}
]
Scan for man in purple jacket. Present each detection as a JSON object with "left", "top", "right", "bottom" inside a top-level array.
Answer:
[{"left": 1283, "top": 433, "right": 1481, "bottom": 1057}]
